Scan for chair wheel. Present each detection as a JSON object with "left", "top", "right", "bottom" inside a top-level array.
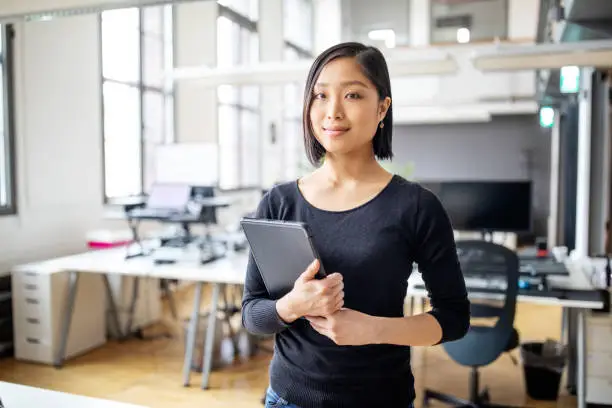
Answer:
[{"left": 479, "top": 388, "right": 490, "bottom": 402}]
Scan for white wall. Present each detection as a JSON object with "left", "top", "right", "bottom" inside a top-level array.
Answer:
[
  {"left": 341, "top": 0, "right": 410, "bottom": 46},
  {"left": 0, "top": 16, "right": 112, "bottom": 275},
  {"left": 508, "top": 0, "right": 540, "bottom": 41},
  {"left": 393, "top": 115, "right": 552, "bottom": 235}
]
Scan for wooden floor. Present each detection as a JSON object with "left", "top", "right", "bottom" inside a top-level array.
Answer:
[{"left": 0, "top": 285, "right": 575, "bottom": 408}]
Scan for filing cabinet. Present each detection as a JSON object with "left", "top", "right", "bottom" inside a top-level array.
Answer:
[
  {"left": 11, "top": 269, "right": 106, "bottom": 365},
  {"left": 586, "top": 310, "right": 612, "bottom": 405}
]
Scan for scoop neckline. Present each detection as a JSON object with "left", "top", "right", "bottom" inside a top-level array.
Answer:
[{"left": 294, "top": 174, "right": 398, "bottom": 215}]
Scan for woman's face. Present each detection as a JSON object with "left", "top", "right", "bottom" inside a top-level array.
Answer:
[{"left": 309, "top": 56, "right": 390, "bottom": 158}]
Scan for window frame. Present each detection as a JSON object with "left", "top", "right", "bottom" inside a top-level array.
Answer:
[
  {"left": 217, "top": 2, "right": 262, "bottom": 190},
  {"left": 100, "top": 6, "right": 175, "bottom": 202},
  {"left": 0, "top": 24, "right": 17, "bottom": 216}
]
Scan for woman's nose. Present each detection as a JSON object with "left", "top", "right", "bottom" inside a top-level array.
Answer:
[{"left": 326, "top": 98, "right": 344, "bottom": 119}]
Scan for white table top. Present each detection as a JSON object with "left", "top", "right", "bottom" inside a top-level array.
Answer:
[
  {"left": 0, "top": 381, "right": 147, "bottom": 408},
  {"left": 407, "top": 270, "right": 603, "bottom": 309},
  {"left": 11, "top": 247, "right": 249, "bottom": 285},
  {"left": 11, "top": 247, "right": 603, "bottom": 309}
]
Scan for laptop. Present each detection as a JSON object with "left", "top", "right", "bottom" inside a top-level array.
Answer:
[{"left": 129, "top": 183, "right": 192, "bottom": 219}]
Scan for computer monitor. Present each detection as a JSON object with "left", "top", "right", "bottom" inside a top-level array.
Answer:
[
  {"left": 422, "top": 181, "right": 532, "bottom": 232},
  {"left": 146, "top": 183, "right": 192, "bottom": 210}
]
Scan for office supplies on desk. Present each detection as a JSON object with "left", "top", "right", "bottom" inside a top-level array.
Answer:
[{"left": 240, "top": 218, "right": 326, "bottom": 299}]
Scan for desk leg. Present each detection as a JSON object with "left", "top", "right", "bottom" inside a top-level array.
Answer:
[
  {"left": 201, "top": 283, "right": 221, "bottom": 390},
  {"left": 566, "top": 307, "right": 577, "bottom": 393},
  {"left": 577, "top": 309, "right": 586, "bottom": 408},
  {"left": 55, "top": 271, "right": 79, "bottom": 368},
  {"left": 124, "top": 277, "right": 140, "bottom": 336},
  {"left": 102, "top": 274, "right": 123, "bottom": 340},
  {"left": 183, "top": 282, "right": 203, "bottom": 387}
]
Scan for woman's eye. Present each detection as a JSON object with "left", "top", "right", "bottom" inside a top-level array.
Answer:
[
  {"left": 346, "top": 93, "right": 361, "bottom": 99},
  {"left": 313, "top": 92, "right": 325, "bottom": 99}
]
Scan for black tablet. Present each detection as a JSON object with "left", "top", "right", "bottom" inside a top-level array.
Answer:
[{"left": 240, "top": 218, "right": 327, "bottom": 299}]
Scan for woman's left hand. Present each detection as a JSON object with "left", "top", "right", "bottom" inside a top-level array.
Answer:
[{"left": 305, "top": 308, "right": 378, "bottom": 346}]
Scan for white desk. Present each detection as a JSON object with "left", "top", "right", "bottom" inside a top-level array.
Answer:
[
  {"left": 12, "top": 247, "right": 249, "bottom": 391},
  {"left": 0, "top": 381, "right": 147, "bottom": 408}
]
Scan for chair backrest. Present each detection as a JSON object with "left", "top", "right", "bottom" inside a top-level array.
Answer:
[
  {"left": 191, "top": 186, "right": 217, "bottom": 224},
  {"left": 443, "top": 240, "right": 519, "bottom": 367}
]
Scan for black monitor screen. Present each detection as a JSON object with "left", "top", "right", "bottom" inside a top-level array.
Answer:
[{"left": 423, "top": 181, "right": 532, "bottom": 232}]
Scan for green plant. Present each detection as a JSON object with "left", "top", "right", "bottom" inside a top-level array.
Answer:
[{"left": 379, "top": 160, "right": 415, "bottom": 179}]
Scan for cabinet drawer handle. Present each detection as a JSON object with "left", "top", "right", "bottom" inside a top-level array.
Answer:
[
  {"left": 26, "top": 338, "right": 40, "bottom": 344},
  {"left": 26, "top": 318, "right": 39, "bottom": 324},
  {"left": 25, "top": 298, "right": 39, "bottom": 305},
  {"left": 24, "top": 272, "right": 37, "bottom": 277},
  {"left": 24, "top": 284, "right": 37, "bottom": 290}
]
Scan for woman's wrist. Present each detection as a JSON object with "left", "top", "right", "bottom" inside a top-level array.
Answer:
[{"left": 276, "top": 293, "right": 301, "bottom": 323}]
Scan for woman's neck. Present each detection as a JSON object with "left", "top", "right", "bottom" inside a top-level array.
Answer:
[{"left": 318, "top": 150, "right": 388, "bottom": 185}]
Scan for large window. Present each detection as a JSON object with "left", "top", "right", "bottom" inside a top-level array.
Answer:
[
  {"left": 430, "top": 0, "right": 508, "bottom": 44},
  {"left": 282, "top": 1, "right": 313, "bottom": 180},
  {"left": 283, "top": 0, "right": 314, "bottom": 54},
  {"left": 101, "top": 5, "right": 174, "bottom": 200},
  {"left": 0, "top": 25, "right": 16, "bottom": 215},
  {"left": 217, "top": 1, "right": 260, "bottom": 189}
]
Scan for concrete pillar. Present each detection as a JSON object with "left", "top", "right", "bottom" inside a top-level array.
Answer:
[
  {"left": 409, "top": 0, "right": 430, "bottom": 47},
  {"left": 588, "top": 71, "right": 611, "bottom": 255},
  {"left": 574, "top": 67, "right": 594, "bottom": 257},
  {"left": 313, "top": 0, "right": 342, "bottom": 54},
  {"left": 548, "top": 109, "right": 561, "bottom": 248},
  {"left": 174, "top": 2, "right": 218, "bottom": 144},
  {"left": 259, "top": 0, "right": 284, "bottom": 187}
]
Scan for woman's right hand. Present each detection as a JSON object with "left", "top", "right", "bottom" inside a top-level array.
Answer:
[{"left": 276, "top": 259, "right": 344, "bottom": 323}]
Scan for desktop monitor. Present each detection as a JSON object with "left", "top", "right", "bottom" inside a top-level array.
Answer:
[
  {"left": 422, "top": 181, "right": 532, "bottom": 232},
  {"left": 146, "top": 183, "right": 192, "bottom": 210}
]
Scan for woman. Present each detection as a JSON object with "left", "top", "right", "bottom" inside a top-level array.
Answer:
[{"left": 242, "top": 42, "right": 470, "bottom": 408}]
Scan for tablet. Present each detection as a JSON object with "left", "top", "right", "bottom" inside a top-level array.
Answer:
[{"left": 240, "top": 218, "right": 327, "bottom": 299}]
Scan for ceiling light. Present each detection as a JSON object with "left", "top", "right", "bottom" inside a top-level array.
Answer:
[
  {"left": 456, "top": 28, "right": 470, "bottom": 44},
  {"left": 368, "top": 29, "right": 396, "bottom": 49}
]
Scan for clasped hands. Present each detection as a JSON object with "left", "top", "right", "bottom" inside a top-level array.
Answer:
[{"left": 276, "top": 259, "right": 377, "bottom": 346}]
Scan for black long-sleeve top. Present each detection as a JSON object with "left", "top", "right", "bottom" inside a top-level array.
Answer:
[{"left": 242, "top": 175, "right": 470, "bottom": 408}]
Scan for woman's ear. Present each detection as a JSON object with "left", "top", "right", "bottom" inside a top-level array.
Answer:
[{"left": 378, "top": 97, "right": 391, "bottom": 121}]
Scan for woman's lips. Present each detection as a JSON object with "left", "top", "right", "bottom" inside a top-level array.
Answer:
[{"left": 323, "top": 127, "right": 349, "bottom": 137}]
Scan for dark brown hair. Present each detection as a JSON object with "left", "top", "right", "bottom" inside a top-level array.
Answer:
[{"left": 302, "top": 42, "right": 393, "bottom": 166}]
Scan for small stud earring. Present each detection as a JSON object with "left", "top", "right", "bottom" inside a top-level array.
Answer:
[{"left": 379, "top": 121, "right": 384, "bottom": 129}]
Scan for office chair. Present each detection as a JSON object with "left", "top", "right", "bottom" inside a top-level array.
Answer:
[{"left": 423, "top": 240, "right": 521, "bottom": 408}]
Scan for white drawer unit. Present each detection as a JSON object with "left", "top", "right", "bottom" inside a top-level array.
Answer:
[
  {"left": 11, "top": 269, "right": 107, "bottom": 365},
  {"left": 586, "top": 309, "right": 612, "bottom": 405}
]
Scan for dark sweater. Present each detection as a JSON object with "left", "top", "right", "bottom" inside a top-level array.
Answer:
[{"left": 242, "top": 175, "right": 470, "bottom": 408}]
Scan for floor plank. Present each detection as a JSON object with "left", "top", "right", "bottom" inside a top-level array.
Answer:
[{"left": 0, "top": 284, "right": 574, "bottom": 408}]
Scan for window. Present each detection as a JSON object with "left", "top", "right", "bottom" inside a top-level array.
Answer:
[
  {"left": 217, "top": 1, "right": 260, "bottom": 189},
  {"left": 281, "top": 2, "right": 313, "bottom": 181},
  {"left": 0, "top": 25, "right": 16, "bottom": 215},
  {"left": 430, "top": 0, "right": 508, "bottom": 44},
  {"left": 283, "top": 0, "right": 314, "bottom": 54},
  {"left": 101, "top": 5, "right": 174, "bottom": 200}
]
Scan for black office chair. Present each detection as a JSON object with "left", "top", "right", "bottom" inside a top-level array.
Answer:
[{"left": 423, "top": 240, "right": 521, "bottom": 408}]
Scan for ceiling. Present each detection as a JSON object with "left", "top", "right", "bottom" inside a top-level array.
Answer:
[
  {"left": 537, "top": 0, "right": 612, "bottom": 104},
  {"left": 560, "top": 0, "right": 612, "bottom": 42}
]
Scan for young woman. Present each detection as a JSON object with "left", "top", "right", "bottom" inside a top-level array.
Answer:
[{"left": 242, "top": 42, "right": 470, "bottom": 408}]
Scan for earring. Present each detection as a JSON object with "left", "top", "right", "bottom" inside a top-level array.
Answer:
[{"left": 379, "top": 121, "right": 384, "bottom": 129}]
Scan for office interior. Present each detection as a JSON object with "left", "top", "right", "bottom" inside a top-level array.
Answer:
[{"left": 0, "top": 0, "right": 611, "bottom": 407}]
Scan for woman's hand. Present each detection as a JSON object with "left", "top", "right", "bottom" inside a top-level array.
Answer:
[
  {"left": 276, "top": 259, "right": 344, "bottom": 323},
  {"left": 306, "top": 309, "right": 378, "bottom": 346}
]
